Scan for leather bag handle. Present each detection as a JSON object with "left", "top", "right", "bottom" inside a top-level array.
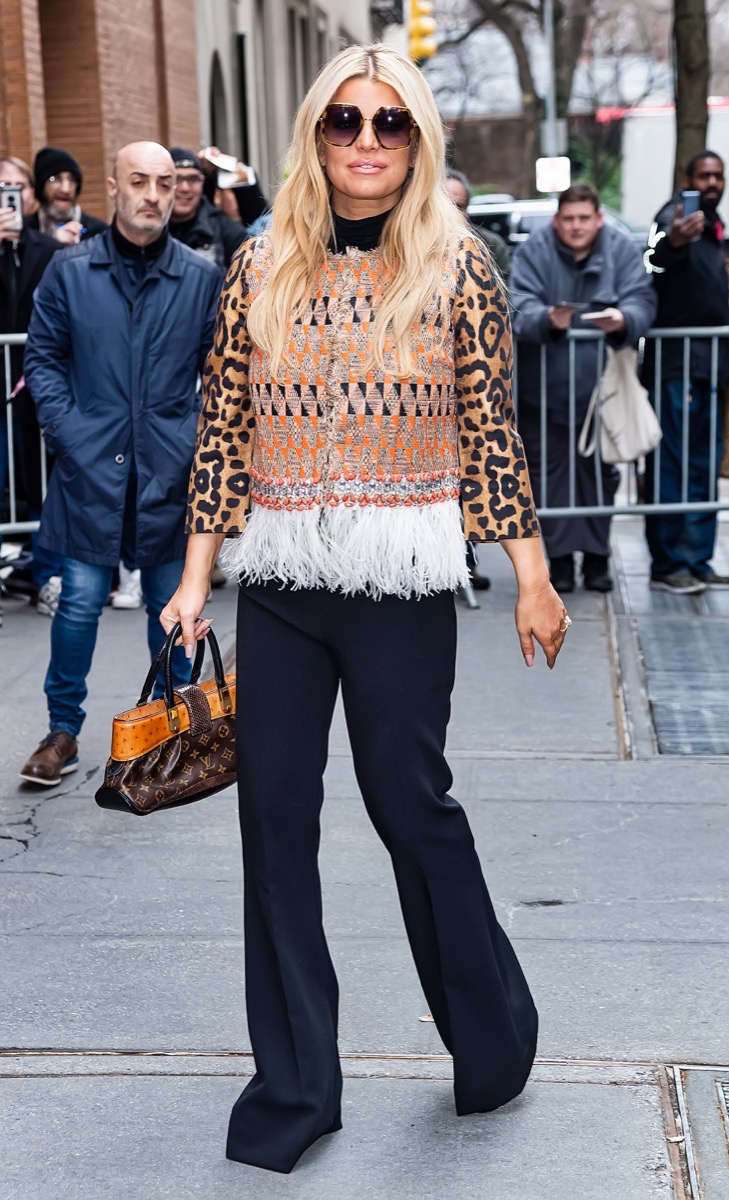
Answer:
[
  {"left": 137, "top": 625, "right": 205, "bottom": 706},
  {"left": 160, "top": 620, "right": 227, "bottom": 708},
  {"left": 138, "top": 623, "right": 231, "bottom": 729}
]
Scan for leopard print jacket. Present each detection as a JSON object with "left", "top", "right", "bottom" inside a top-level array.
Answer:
[{"left": 187, "top": 233, "right": 539, "bottom": 593}]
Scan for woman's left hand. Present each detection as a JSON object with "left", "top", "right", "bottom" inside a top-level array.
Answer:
[{"left": 515, "top": 579, "right": 571, "bottom": 670}]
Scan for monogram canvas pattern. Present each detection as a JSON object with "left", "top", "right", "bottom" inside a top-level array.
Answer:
[{"left": 97, "top": 682, "right": 237, "bottom": 815}]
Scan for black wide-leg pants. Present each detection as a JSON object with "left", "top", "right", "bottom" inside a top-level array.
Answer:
[{"left": 228, "top": 581, "right": 538, "bottom": 1173}]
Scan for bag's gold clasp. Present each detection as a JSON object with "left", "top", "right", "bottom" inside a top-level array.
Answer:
[
  {"left": 167, "top": 705, "right": 181, "bottom": 734},
  {"left": 218, "top": 684, "right": 233, "bottom": 715}
]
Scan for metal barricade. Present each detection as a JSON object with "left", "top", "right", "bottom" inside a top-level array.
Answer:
[
  {"left": 513, "top": 325, "right": 729, "bottom": 520},
  {"left": 1, "top": 331, "right": 46, "bottom": 537},
  {"left": 2, "top": 327, "right": 728, "bottom": 537}
]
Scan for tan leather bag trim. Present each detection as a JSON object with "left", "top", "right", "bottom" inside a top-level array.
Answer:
[{"left": 109, "top": 676, "right": 236, "bottom": 760}]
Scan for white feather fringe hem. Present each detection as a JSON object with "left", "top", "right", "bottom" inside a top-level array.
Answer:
[{"left": 220, "top": 500, "right": 470, "bottom": 599}]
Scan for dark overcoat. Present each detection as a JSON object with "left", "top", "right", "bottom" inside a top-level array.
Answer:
[{"left": 24, "top": 229, "right": 221, "bottom": 566}]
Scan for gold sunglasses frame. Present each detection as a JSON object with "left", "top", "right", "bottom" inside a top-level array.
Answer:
[{"left": 318, "top": 104, "right": 418, "bottom": 151}]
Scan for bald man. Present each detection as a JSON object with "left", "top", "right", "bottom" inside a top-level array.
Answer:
[{"left": 20, "top": 142, "right": 222, "bottom": 786}]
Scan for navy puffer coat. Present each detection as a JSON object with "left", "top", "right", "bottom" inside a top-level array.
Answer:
[{"left": 24, "top": 229, "right": 221, "bottom": 567}]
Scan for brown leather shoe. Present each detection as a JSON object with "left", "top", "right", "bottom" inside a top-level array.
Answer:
[{"left": 20, "top": 731, "right": 79, "bottom": 787}]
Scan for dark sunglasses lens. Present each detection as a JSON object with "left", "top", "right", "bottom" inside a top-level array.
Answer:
[
  {"left": 323, "top": 106, "right": 362, "bottom": 145},
  {"left": 373, "top": 108, "right": 413, "bottom": 148}
]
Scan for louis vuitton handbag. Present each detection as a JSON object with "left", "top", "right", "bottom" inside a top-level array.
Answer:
[{"left": 95, "top": 623, "right": 236, "bottom": 815}]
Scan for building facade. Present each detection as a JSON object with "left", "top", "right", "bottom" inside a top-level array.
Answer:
[
  {"left": 0, "top": 0, "right": 372, "bottom": 220},
  {"left": 195, "top": 0, "right": 371, "bottom": 197},
  {"left": 0, "top": 0, "right": 201, "bottom": 219}
]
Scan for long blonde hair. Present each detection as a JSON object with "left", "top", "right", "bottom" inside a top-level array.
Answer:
[{"left": 247, "top": 43, "right": 465, "bottom": 377}]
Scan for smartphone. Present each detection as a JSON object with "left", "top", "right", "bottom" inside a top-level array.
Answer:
[
  {"left": 581, "top": 310, "right": 611, "bottom": 320},
  {"left": 201, "top": 147, "right": 253, "bottom": 189},
  {"left": 0, "top": 183, "right": 23, "bottom": 232},
  {"left": 202, "top": 147, "right": 239, "bottom": 174},
  {"left": 681, "top": 189, "right": 701, "bottom": 217},
  {"left": 219, "top": 166, "right": 257, "bottom": 189}
]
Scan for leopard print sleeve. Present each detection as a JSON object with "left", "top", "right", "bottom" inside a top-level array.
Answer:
[
  {"left": 454, "top": 237, "right": 540, "bottom": 542},
  {"left": 186, "top": 240, "right": 258, "bottom": 535}
]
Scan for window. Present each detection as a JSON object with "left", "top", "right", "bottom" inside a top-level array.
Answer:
[
  {"left": 315, "top": 9, "right": 328, "bottom": 71},
  {"left": 288, "top": 3, "right": 311, "bottom": 108}
]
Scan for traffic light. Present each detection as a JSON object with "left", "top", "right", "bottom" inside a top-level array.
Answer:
[{"left": 409, "top": 0, "right": 437, "bottom": 62}]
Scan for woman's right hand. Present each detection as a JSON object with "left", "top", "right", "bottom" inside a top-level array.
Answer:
[
  {"left": 160, "top": 576, "right": 213, "bottom": 658},
  {"left": 161, "top": 534, "right": 226, "bottom": 655}
]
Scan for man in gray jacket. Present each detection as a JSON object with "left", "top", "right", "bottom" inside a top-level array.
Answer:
[{"left": 510, "top": 184, "right": 656, "bottom": 593}]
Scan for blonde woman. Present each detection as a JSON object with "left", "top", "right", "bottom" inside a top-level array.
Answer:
[{"left": 162, "top": 43, "right": 569, "bottom": 1174}]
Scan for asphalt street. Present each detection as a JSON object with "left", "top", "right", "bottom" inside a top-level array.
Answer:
[{"left": 1, "top": 517, "right": 728, "bottom": 1199}]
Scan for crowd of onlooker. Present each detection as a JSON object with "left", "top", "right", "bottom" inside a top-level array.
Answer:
[
  {"left": 1, "top": 142, "right": 728, "bottom": 620},
  {"left": 1, "top": 135, "right": 728, "bottom": 786},
  {"left": 450, "top": 155, "right": 729, "bottom": 598},
  {"left": 0, "top": 142, "right": 270, "bottom": 620}
]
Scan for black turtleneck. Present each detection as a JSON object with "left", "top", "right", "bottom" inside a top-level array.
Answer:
[
  {"left": 111, "top": 220, "right": 168, "bottom": 261},
  {"left": 111, "top": 221, "right": 168, "bottom": 292},
  {"left": 331, "top": 208, "right": 392, "bottom": 253}
]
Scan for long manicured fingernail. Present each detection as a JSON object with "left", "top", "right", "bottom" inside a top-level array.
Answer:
[
  {"left": 184, "top": 643, "right": 193, "bottom": 659},
  {"left": 525, "top": 653, "right": 534, "bottom": 668}
]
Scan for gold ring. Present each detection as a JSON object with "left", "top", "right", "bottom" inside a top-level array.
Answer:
[{"left": 559, "top": 615, "right": 572, "bottom": 634}]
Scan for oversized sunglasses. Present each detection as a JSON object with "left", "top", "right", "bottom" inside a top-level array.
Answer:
[{"left": 318, "top": 104, "right": 417, "bottom": 150}]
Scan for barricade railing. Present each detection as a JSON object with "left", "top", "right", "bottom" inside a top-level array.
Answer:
[
  {"left": 1, "top": 332, "right": 45, "bottom": 537},
  {"left": 2, "top": 328, "right": 729, "bottom": 541},
  {"left": 513, "top": 325, "right": 729, "bottom": 520}
]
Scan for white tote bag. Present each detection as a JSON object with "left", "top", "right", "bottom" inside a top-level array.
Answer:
[{"left": 578, "top": 346, "right": 663, "bottom": 464}]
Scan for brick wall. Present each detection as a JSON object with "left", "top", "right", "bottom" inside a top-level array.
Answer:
[
  {"left": 1, "top": 0, "right": 201, "bottom": 220},
  {"left": 0, "top": 0, "right": 47, "bottom": 163},
  {"left": 95, "top": 0, "right": 163, "bottom": 202},
  {"left": 160, "top": 0, "right": 202, "bottom": 152},
  {"left": 39, "top": 0, "right": 107, "bottom": 218}
]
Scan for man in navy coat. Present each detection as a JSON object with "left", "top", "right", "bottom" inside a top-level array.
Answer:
[{"left": 20, "top": 142, "right": 222, "bottom": 786}]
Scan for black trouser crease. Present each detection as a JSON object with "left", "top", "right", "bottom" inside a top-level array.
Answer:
[{"left": 228, "top": 581, "right": 538, "bottom": 1173}]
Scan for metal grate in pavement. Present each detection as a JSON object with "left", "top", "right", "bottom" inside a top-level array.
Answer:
[
  {"left": 635, "top": 618, "right": 729, "bottom": 755},
  {"left": 673, "top": 1067, "right": 729, "bottom": 1199},
  {"left": 719, "top": 1082, "right": 729, "bottom": 1138}
]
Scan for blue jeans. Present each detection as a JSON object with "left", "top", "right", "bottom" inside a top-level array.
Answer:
[
  {"left": 644, "top": 380, "right": 724, "bottom": 577},
  {"left": 45, "top": 556, "right": 189, "bottom": 738}
]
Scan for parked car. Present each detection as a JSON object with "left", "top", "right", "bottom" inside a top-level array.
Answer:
[{"left": 466, "top": 196, "right": 647, "bottom": 249}]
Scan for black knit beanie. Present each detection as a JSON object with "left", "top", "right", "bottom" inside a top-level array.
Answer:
[
  {"left": 169, "top": 147, "right": 205, "bottom": 174},
  {"left": 34, "top": 147, "right": 83, "bottom": 199}
]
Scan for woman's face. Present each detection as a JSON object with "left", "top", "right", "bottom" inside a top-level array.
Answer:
[{"left": 319, "top": 77, "right": 416, "bottom": 220}]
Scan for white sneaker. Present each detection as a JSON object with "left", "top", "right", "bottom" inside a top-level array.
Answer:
[
  {"left": 36, "top": 575, "right": 62, "bottom": 617},
  {"left": 111, "top": 565, "right": 143, "bottom": 610}
]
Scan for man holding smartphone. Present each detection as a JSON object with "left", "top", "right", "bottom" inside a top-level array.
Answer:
[
  {"left": 0, "top": 158, "right": 62, "bottom": 614},
  {"left": 644, "top": 150, "right": 729, "bottom": 593},
  {"left": 168, "top": 147, "right": 248, "bottom": 271}
]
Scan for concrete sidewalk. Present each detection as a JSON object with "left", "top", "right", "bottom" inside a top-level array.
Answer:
[{"left": 1, "top": 523, "right": 728, "bottom": 1199}]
